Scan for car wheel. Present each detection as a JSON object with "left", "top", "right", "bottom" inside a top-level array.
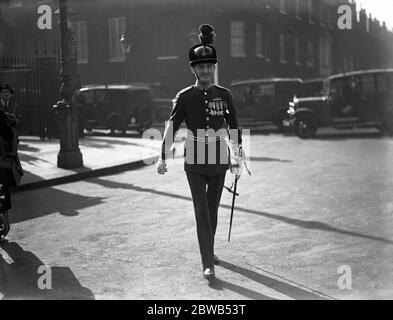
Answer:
[
  {"left": 293, "top": 114, "right": 318, "bottom": 139},
  {"left": 138, "top": 106, "right": 153, "bottom": 134},
  {"left": 108, "top": 115, "right": 127, "bottom": 135}
]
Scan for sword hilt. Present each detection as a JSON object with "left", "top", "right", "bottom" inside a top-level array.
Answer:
[{"left": 224, "top": 182, "right": 239, "bottom": 196}]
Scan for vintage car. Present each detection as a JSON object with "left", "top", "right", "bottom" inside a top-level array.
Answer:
[
  {"left": 76, "top": 84, "right": 172, "bottom": 135},
  {"left": 230, "top": 78, "right": 302, "bottom": 131},
  {"left": 287, "top": 69, "right": 393, "bottom": 138}
]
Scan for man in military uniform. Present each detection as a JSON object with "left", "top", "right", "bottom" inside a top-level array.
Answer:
[{"left": 157, "top": 25, "right": 242, "bottom": 281}]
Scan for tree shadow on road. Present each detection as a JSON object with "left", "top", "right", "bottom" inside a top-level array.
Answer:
[
  {"left": 239, "top": 208, "right": 393, "bottom": 245},
  {"left": 0, "top": 242, "right": 94, "bottom": 300},
  {"left": 80, "top": 138, "right": 141, "bottom": 149},
  {"left": 87, "top": 178, "right": 393, "bottom": 246},
  {"left": 250, "top": 156, "right": 293, "bottom": 163},
  {"left": 208, "top": 278, "right": 276, "bottom": 300},
  {"left": 17, "top": 143, "right": 41, "bottom": 153},
  {"left": 11, "top": 181, "right": 105, "bottom": 223},
  {"left": 217, "top": 260, "right": 329, "bottom": 300},
  {"left": 312, "top": 131, "right": 384, "bottom": 140}
]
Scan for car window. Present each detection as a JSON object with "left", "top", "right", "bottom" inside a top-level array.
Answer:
[
  {"left": 360, "top": 74, "right": 376, "bottom": 95},
  {"left": 93, "top": 89, "right": 128, "bottom": 106},
  {"left": 96, "top": 90, "right": 106, "bottom": 103},
  {"left": 301, "top": 81, "right": 323, "bottom": 97},
  {"left": 232, "top": 85, "right": 252, "bottom": 105},
  {"left": 106, "top": 90, "right": 128, "bottom": 106},
  {"left": 256, "top": 83, "right": 275, "bottom": 97},
  {"left": 376, "top": 74, "right": 387, "bottom": 93},
  {"left": 386, "top": 72, "right": 393, "bottom": 92},
  {"left": 77, "top": 90, "right": 95, "bottom": 104},
  {"left": 329, "top": 78, "right": 346, "bottom": 100},
  {"left": 126, "top": 90, "right": 151, "bottom": 107}
]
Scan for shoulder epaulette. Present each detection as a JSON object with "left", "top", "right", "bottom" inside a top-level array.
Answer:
[
  {"left": 213, "top": 84, "right": 229, "bottom": 92},
  {"left": 176, "top": 85, "right": 194, "bottom": 97}
]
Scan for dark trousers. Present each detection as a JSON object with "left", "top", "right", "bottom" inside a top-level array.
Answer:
[
  {"left": 186, "top": 170, "right": 226, "bottom": 269},
  {"left": 0, "top": 170, "right": 11, "bottom": 212}
]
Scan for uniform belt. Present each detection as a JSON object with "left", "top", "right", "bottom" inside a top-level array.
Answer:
[{"left": 186, "top": 133, "right": 227, "bottom": 144}]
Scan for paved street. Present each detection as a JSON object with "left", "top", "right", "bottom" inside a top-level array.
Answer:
[{"left": 1, "top": 129, "right": 393, "bottom": 300}]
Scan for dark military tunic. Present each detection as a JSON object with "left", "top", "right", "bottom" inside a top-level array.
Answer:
[{"left": 161, "top": 84, "right": 242, "bottom": 176}]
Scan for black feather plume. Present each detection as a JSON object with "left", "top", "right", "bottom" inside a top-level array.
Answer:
[{"left": 198, "top": 24, "right": 215, "bottom": 45}]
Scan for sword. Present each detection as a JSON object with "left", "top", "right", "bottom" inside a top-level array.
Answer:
[
  {"left": 226, "top": 145, "right": 251, "bottom": 242},
  {"left": 228, "top": 175, "right": 239, "bottom": 242}
]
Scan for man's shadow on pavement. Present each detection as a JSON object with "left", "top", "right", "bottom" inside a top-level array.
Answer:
[
  {"left": 0, "top": 242, "right": 94, "bottom": 300},
  {"left": 11, "top": 175, "right": 105, "bottom": 223},
  {"left": 211, "top": 260, "right": 329, "bottom": 300},
  {"left": 208, "top": 277, "right": 276, "bottom": 300}
]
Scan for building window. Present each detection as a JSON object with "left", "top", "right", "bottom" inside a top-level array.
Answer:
[
  {"left": 279, "top": 33, "right": 287, "bottom": 63},
  {"left": 72, "top": 21, "right": 88, "bottom": 64},
  {"left": 327, "top": 10, "right": 333, "bottom": 29},
  {"left": 320, "top": 5, "right": 325, "bottom": 26},
  {"left": 8, "top": 0, "right": 23, "bottom": 7},
  {"left": 343, "top": 55, "right": 354, "bottom": 72},
  {"left": 307, "top": 40, "right": 314, "bottom": 67},
  {"left": 108, "top": 17, "right": 126, "bottom": 62},
  {"left": 308, "top": 0, "right": 314, "bottom": 24},
  {"left": 295, "top": 37, "right": 301, "bottom": 65},
  {"left": 231, "top": 21, "right": 246, "bottom": 57},
  {"left": 319, "top": 38, "right": 331, "bottom": 68},
  {"left": 376, "top": 74, "right": 387, "bottom": 93},
  {"left": 279, "top": 0, "right": 287, "bottom": 14},
  {"left": 295, "top": 0, "right": 301, "bottom": 19},
  {"left": 366, "top": 16, "right": 370, "bottom": 33},
  {"left": 256, "top": 23, "right": 268, "bottom": 58}
]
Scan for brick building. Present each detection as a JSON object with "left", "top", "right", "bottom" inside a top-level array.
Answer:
[{"left": 1, "top": 0, "right": 393, "bottom": 97}]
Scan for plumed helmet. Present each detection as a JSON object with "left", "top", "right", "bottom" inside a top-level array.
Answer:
[{"left": 189, "top": 24, "right": 217, "bottom": 67}]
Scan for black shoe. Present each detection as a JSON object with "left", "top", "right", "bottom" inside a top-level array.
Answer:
[
  {"left": 203, "top": 267, "right": 215, "bottom": 281},
  {"left": 214, "top": 255, "right": 220, "bottom": 265}
]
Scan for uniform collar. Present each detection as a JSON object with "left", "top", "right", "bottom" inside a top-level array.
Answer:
[{"left": 194, "top": 81, "right": 214, "bottom": 91}]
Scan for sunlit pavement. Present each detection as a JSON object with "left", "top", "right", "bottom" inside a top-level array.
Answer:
[{"left": 2, "top": 129, "right": 393, "bottom": 300}]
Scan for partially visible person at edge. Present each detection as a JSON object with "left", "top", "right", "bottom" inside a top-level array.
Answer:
[
  {"left": 0, "top": 83, "right": 21, "bottom": 241},
  {"left": 156, "top": 25, "right": 243, "bottom": 281}
]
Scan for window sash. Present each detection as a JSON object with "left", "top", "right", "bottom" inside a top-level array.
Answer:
[
  {"left": 280, "top": 33, "right": 286, "bottom": 63},
  {"left": 231, "top": 21, "right": 246, "bottom": 57},
  {"left": 308, "top": 0, "right": 314, "bottom": 23},
  {"left": 295, "top": 0, "right": 301, "bottom": 18},
  {"left": 73, "top": 21, "right": 88, "bottom": 64},
  {"left": 280, "top": 0, "right": 286, "bottom": 13},
  {"left": 109, "top": 17, "right": 126, "bottom": 62},
  {"left": 8, "top": 0, "right": 22, "bottom": 7},
  {"left": 295, "top": 37, "right": 301, "bottom": 64},
  {"left": 307, "top": 40, "right": 314, "bottom": 66},
  {"left": 256, "top": 24, "right": 265, "bottom": 57}
]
